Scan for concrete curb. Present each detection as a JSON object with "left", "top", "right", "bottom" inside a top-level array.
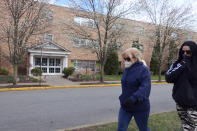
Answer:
[
  {"left": 56, "top": 110, "right": 175, "bottom": 131},
  {"left": 0, "top": 84, "right": 120, "bottom": 92},
  {"left": 0, "top": 82, "right": 168, "bottom": 92},
  {"left": 57, "top": 121, "right": 117, "bottom": 131}
]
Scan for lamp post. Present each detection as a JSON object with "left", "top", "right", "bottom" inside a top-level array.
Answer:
[{"left": 39, "top": 46, "right": 43, "bottom": 86}]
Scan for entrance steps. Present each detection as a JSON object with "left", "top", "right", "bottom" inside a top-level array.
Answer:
[{"left": 44, "top": 75, "right": 79, "bottom": 86}]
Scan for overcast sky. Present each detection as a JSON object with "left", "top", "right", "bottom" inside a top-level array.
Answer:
[
  {"left": 49, "top": 0, "right": 197, "bottom": 31},
  {"left": 49, "top": 0, "right": 197, "bottom": 7}
]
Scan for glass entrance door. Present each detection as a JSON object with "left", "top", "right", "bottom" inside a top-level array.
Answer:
[
  {"left": 34, "top": 57, "right": 62, "bottom": 75},
  {"left": 49, "top": 58, "right": 61, "bottom": 74},
  {"left": 35, "top": 57, "right": 48, "bottom": 75}
]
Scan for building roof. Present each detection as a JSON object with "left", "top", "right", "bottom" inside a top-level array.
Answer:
[{"left": 28, "top": 41, "right": 71, "bottom": 53}]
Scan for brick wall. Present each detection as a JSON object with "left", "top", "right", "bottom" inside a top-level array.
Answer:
[{"left": 0, "top": 3, "right": 197, "bottom": 75}]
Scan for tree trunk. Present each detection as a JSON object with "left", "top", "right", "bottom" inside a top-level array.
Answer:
[
  {"left": 100, "top": 64, "right": 104, "bottom": 83},
  {"left": 158, "top": 58, "right": 162, "bottom": 82},
  {"left": 158, "top": 66, "right": 161, "bottom": 82},
  {"left": 13, "top": 64, "right": 18, "bottom": 86}
]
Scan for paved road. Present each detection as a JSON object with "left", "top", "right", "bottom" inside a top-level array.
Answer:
[{"left": 0, "top": 84, "right": 175, "bottom": 131}]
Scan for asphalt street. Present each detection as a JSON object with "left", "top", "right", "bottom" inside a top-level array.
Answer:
[{"left": 0, "top": 84, "right": 175, "bottom": 131}]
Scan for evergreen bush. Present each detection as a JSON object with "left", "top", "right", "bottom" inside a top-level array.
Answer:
[
  {"left": 31, "top": 68, "right": 43, "bottom": 76},
  {"left": 150, "top": 40, "right": 160, "bottom": 75},
  {"left": 63, "top": 67, "right": 75, "bottom": 78},
  {"left": 104, "top": 51, "right": 119, "bottom": 75}
]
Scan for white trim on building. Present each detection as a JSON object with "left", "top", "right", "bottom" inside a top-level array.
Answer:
[{"left": 28, "top": 42, "right": 71, "bottom": 76}]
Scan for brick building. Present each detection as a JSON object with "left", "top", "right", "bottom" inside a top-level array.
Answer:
[{"left": 1, "top": 4, "right": 197, "bottom": 76}]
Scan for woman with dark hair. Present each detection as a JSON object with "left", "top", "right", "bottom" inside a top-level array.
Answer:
[{"left": 166, "top": 41, "right": 197, "bottom": 131}]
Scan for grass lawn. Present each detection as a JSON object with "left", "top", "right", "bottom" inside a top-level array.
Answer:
[
  {"left": 67, "top": 111, "right": 181, "bottom": 131},
  {"left": 151, "top": 75, "right": 165, "bottom": 81},
  {"left": 100, "top": 74, "right": 165, "bottom": 81},
  {"left": 103, "top": 75, "right": 122, "bottom": 81}
]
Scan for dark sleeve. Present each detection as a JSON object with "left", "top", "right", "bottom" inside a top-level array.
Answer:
[
  {"left": 129, "top": 67, "right": 151, "bottom": 103},
  {"left": 165, "top": 61, "right": 186, "bottom": 83}
]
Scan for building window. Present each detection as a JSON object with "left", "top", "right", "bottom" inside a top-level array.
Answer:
[
  {"left": 35, "top": 58, "right": 41, "bottom": 66},
  {"left": 186, "top": 35, "right": 192, "bottom": 41},
  {"left": 132, "top": 39, "right": 144, "bottom": 52},
  {"left": 112, "top": 22, "right": 124, "bottom": 30},
  {"left": 44, "top": 9, "right": 53, "bottom": 21},
  {"left": 134, "top": 26, "right": 145, "bottom": 35},
  {"left": 42, "top": 58, "right": 48, "bottom": 66},
  {"left": 171, "top": 33, "right": 178, "bottom": 40},
  {"left": 74, "top": 60, "right": 96, "bottom": 71},
  {"left": 56, "top": 59, "right": 61, "bottom": 66},
  {"left": 73, "top": 38, "right": 98, "bottom": 48},
  {"left": 35, "top": 58, "right": 48, "bottom": 66},
  {"left": 49, "top": 68, "right": 54, "bottom": 73},
  {"left": 34, "top": 57, "right": 62, "bottom": 74},
  {"left": 49, "top": 58, "right": 55, "bottom": 66},
  {"left": 44, "top": 34, "right": 53, "bottom": 42},
  {"left": 116, "top": 42, "right": 122, "bottom": 50},
  {"left": 74, "top": 16, "right": 96, "bottom": 28},
  {"left": 55, "top": 68, "right": 60, "bottom": 73},
  {"left": 42, "top": 67, "right": 47, "bottom": 73}
]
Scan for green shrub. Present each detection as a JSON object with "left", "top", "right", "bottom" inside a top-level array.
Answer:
[
  {"left": 104, "top": 51, "right": 119, "bottom": 75},
  {"left": 0, "top": 68, "right": 9, "bottom": 75},
  {"left": 63, "top": 67, "right": 75, "bottom": 78},
  {"left": 18, "top": 75, "right": 27, "bottom": 82},
  {"left": 29, "top": 77, "right": 39, "bottom": 82},
  {"left": 31, "top": 68, "right": 43, "bottom": 76},
  {"left": 0, "top": 76, "right": 14, "bottom": 83},
  {"left": 81, "top": 75, "right": 92, "bottom": 81}
]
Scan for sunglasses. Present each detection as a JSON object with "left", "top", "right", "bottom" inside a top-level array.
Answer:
[
  {"left": 124, "top": 57, "right": 131, "bottom": 61},
  {"left": 182, "top": 50, "right": 192, "bottom": 55}
]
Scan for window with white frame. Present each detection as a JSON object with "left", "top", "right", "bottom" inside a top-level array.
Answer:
[
  {"left": 44, "top": 34, "right": 53, "bottom": 42},
  {"left": 116, "top": 42, "right": 122, "bottom": 50},
  {"left": 171, "top": 33, "right": 178, "bottom": 40},
  {"left": 112, "top": 22, "right": 124, "bottom": 30},
  {"left": 74, "top": 16, "right": 96, "bottom": 28},
  {"left": 34, "top": 58, "right": 61, "bottom": 74},
  {"left": 73, "top": 38, "right": 99, "bottom": 48},
  {"left": 44, "top": 8, "right": 53, "bottom": 21},
  {"left": 134, "top": 26, "right": 145, "bottom": 35},
  {"left": 186, "top": 35, "right": 192, "bottom": 41},
  {"left": 35, "top": 58, "right": 47, "bottom": 66},
  {"left": 73, "top": 60, "right": 96, "bottom": 71},
  {"left": 35, "top": 58, "right": 48, "bottom": 73}
]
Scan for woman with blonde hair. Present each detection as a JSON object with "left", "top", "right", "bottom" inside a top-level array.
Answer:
[
  {"left": 118, "top": 48, "right": 151, "bottom": 131},
  {"left": 121, "top": 48, "right": 146, "bottom": 69}
]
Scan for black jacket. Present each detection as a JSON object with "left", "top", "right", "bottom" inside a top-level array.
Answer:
[{"left": 166, "top": 60, "right": 197, "bottom": 108}]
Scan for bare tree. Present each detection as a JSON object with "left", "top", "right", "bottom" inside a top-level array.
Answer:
[
  {"left": 65, "top": 0, "right": 136, "bottom": 82},
  {"left": 137, "top": 0, "right": 196, "bottom": 81},
  {"left": 0, "top": 0, "right": 49, "bottom": 86}
]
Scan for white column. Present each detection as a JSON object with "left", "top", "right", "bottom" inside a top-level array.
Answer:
[
  {"left": 65, "top": 55, "right": 68, "bottom": 68},
  {"left": 62, "top": 55, "right": 68, "bottom": 70},
  {"left": 29, "top": 54, "right": 34, "bottom": 76}
]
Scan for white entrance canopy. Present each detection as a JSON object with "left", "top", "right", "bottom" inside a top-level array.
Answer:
[{"left": 28, "top": 41, "right": 71, "bottom": 76}]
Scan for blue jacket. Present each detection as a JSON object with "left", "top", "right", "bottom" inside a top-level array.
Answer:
[{"left": 119, "top": 61, "right": 151, "bottom": 112}]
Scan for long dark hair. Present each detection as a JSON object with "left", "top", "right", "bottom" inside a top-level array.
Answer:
[{"left": 177, "top": 41, "right": 197, "bottom": 80}]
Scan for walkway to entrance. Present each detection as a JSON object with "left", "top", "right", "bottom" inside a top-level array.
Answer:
[{"left": 45, "top": 75, "right": 79, "bottom": 86}]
